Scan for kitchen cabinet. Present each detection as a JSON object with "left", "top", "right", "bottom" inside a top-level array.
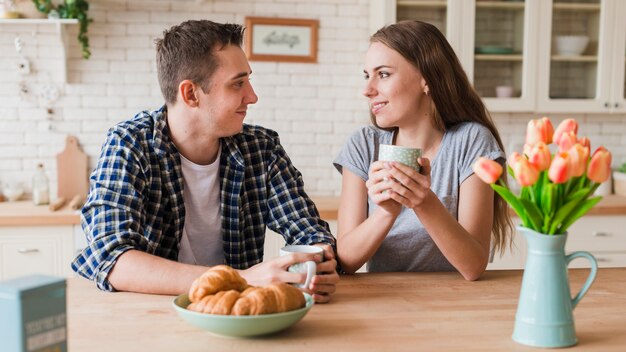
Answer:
[
  {"left": 0, "top": 226, "right": 76, "bottom": 280},
  {"left": 370, "top": 0, "right": 626, "bottom": 114},
  {"left": 536, "top": 0, "right": 626, "bottom": 113},
  {"left": 0, "top": 201, "right": 81, "bottom": 281},
  {"left": 488, "top": 215, "right": 626, "bottom": 270}
]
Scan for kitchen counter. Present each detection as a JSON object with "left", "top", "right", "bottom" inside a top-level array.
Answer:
[
  {"left": 0, "top": 201, "right": 80, "bottom": 226},
  {"left": 2, "top": 195, "right": 625, "bottom": 226},
  {"left": 67, "top": 268, "right": 626, "bottom": 351},
  {"left": 0, "top": 196, "right": 341, "bottom": 225}
]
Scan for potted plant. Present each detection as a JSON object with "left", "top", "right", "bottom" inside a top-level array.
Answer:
[
  {"left": 473, "top": 117, "right": 612, "bottom": 348},
  {"left": 32, "top": 0, "right": 92, "bottom": 59}
]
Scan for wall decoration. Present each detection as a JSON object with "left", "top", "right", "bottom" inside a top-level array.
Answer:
[{"left": 245, "top": 17, "right": 318, "bottom": 63}]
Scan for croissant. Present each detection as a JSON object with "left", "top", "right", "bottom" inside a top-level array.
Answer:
[
  {"left": 232, "top": 283, "right": 306, "bottom": 315},
  {"left": 188, "top": 265, "right": 248, "bottom": 303},
  {"left": 188, "top": 283, "right": 306, "bottom": 316}
]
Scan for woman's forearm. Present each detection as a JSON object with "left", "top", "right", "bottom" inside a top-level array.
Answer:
[
  {"left": 413, "top": 192, "right": 490, "bottom": 280},
  {"left": 337, "top": 208, "right": 397, "bottom": 274}
]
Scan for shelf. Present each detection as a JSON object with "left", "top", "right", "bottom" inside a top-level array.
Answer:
[
  {"left": 475, "top": 54, "right": 523, "bottom": 61},
  {"left": 0, "top": 18, "right": 78, "bottom": 24},
  {"left": 553, "top": 3, "right": 601, "bottom": 11},
  {"left": 397, "top": 0, "right": 447, "bottom": 8},
  {"left": 476, "top": 1, "right": 525, "bottom": 10},
  {"left": 0, "top": 19, "right": 78, "bottom": 83},
  {"left": 551, "top": 55, "right": 598, "bottom": 62}
]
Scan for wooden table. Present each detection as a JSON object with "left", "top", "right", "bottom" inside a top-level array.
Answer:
[{"left": 67, "top": 268, "right": 626, "bottom": 351}]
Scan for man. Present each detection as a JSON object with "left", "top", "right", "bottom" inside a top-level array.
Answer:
[{"left": 71, "top": 20, "right": 339, "bottom": 303}]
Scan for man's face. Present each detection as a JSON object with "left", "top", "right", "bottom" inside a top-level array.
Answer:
[{"left": 198, "top": 45, "right": 258, "bottom": 137}]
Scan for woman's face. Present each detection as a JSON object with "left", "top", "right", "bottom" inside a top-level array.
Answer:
[{"left": 362, "top": 42, "right": 427, "bottom": 129}]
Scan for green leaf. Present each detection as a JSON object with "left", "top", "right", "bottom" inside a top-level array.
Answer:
[
  {"left": 557, "top": 197, "right": 603, "bottom": 233},
  {"left": 520, "top": 186, "right": 531, "bottom": 201},
  {"left": 519, "top": 198, "right": 544, "bottom": 231},
  {"left": 507, "top": 164, "right": 515, "bottom": 179},
  {"left": 563, "top": 188, "right": 591, "bottom": 205},
  {"left": 541, "top": 183, "right": 557, "bottom": 217},
  {"left": 492, "top": 184, "right": 530, "bottom": 227},
  {"left": 548, "top": 191, "right": 590, "bottom": 234}
]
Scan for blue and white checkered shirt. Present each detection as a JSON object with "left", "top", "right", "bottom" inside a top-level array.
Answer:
[{"left": 71, "top": 106, "right": 335, "bottom": 291}]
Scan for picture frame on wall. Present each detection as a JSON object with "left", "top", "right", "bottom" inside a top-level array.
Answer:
[{"left": 244, "top": 17, "right": 319, "bottom": 63}]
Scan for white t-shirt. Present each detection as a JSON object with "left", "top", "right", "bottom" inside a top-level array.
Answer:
[{"left": 177, "top": 149, "right": 224, "bottom": 266}]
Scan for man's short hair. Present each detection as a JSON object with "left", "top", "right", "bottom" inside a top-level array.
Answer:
[{"left": 155, "top": 20, "right": 245, "bottom": 105}]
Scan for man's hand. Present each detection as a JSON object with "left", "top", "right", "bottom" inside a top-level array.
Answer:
[
  {"left": 239, "top": 244, "right": 339, "bottom": 303},
  {"left": 309, "top": 244, "right": 339, "bottom": 303},
  {"left": 239, "top": 251, "right": 321, "bottom": 287}
]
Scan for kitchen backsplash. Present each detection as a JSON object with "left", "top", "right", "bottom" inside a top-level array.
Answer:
[{"left": 0, "top": 0, "right": 625, "bottom": 198}]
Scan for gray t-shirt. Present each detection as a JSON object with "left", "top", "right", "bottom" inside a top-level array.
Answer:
[{"left": 333, "top": 122, "right": 505, "bottom": 272}]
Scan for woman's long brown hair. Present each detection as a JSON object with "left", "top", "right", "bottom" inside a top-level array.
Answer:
[{"left": 370, "top": 20, "right": 512, "bottom": 255}]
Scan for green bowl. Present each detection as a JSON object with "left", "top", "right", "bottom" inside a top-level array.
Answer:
[{"left": 172, "top": 292, "right": 314, "bottom": 337}]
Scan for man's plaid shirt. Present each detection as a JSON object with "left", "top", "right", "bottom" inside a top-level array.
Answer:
[{"left": 71, "top": 107, "right": 335, "bottom": 291}]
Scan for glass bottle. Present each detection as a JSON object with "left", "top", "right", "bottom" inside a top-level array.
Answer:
[{"left": 32, "top": 163, "right": 50, "bottom": 205}]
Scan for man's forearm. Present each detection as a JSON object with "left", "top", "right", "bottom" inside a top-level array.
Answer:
[{"left": 107, "top": 249, "right": 208, "bottom": 295}]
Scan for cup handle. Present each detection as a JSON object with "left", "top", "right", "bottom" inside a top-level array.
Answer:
[
  {"left": 565, "top": 251, "right": 598, "bottom": 309},
  {"left": 302, "top": 260, "right": 316, "bottom": 289}
]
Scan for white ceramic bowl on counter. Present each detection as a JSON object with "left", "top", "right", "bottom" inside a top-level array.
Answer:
[{"left": 555, "top": 35, "right": 589, "bottom": 56}]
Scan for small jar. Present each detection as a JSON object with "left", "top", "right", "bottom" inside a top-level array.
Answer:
[{"left": 32, "top": 163, "right": 50, "bottom": 205}]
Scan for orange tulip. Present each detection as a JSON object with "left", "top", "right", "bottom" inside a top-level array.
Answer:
[
  {"left": 587, "top": 147, "right": 612, "bottom": 183},
  {"left": 525, "top": 117, "right": 555, "bottom": 145},
  {"left": 473, "top": 157, "right": 503, "bottom": 184},
  {"left": 578, "top": 136, "right": 590, "bottom": 150},
  {"left": 557, "top": 131, "right": 578, "bottom": 152},
  {"left": 526, "top": 142, "right": 551, "bottom": 171},
  {"left": 567, "top": 144, "right": 590, "bottom": 177},
  {"left": 511, "top": 157, "right": 539, "bottom": 187},
  {"left": 548, "top": 152, "right": 572, "bottom": 184},
  {"left": 553, "top": 118, "right": 578, "bottom": 146},
  {"left": 508, "top": 152, "right": 524, "bottom": 168}
]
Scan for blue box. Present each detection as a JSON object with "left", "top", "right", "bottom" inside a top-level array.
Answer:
[{"left": 0, "top": 275, "right": 67, "bottom": 352}]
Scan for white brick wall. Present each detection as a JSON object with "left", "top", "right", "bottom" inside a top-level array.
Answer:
[{"left": 0, "top": 0, "right": 625, "bottom": 200}]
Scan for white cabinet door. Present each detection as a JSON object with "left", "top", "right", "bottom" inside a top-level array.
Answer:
[
  {"left": 488, "top": 216, "right": 626, "bottom": 270},
  {"left": 469, "top": 0, "right": 540, "bottom": 112},
  {"left": 376, "top": 0, "right": 626, "bottom": 114},
  {"left": 0, "top": 226, "right": 75, "bottom": 280},
  {"left": 536, "top": 0, "right": 626, "bottom": 113},
  {"left": 609, "top": 0, "right": 626, "bottom": 113}
]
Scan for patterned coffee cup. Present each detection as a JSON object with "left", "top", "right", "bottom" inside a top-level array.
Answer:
[{"left": 378, "top": 144, "right": 422, "bottom": 172}]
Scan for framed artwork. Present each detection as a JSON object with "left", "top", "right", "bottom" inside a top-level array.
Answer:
[{"left": 244, "top": 17, "right": 319, "bottom": 63}]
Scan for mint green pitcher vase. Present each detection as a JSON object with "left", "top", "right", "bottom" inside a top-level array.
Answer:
[{"left": 512, "top": 226, "right": 598, "bottom": 348}]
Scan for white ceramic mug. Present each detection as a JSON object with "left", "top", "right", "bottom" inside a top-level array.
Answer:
[
  {"left": 280, "top": 245, "right": 323, "bottom": 289},
  {"left": 378, "top": 144, "right": 422, "bottom": 172}
]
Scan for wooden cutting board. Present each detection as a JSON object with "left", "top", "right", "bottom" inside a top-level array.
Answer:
[{"left": 56, "top": 135, "right": 89, "bottom": 201}]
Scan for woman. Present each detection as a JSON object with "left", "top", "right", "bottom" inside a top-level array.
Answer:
[{"left": 333, "top": 21, "right": 511, "bottom": 279}]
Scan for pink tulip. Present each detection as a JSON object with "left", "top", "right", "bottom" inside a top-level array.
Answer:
[
  {"left": 578, "top": 136, "right": 590, "bottom": 150},
  {"left": 557, "top": 131, "right": 578, "bottom": 152},
  {"left": 473, "top": 157, "right": 503, "bottom": 184},
  {"left": 512, "top": 157, "right": 539, "bottom": 187},
  {"left": 525, "top": 117, "right": 555, "bottom": 145},
  {"left": 526, "top": 142, "right": 551, "bottom": 171},
  {"left": 553, "top": 119, "right": 578, "bottom": 146},
  {"left": 587, "top": 147, "right": 612, "bottom": 183},
  {"left": 508, "top": 152, "right": 524, "bottom": 168},
  {"left": 549, "top": 152, "right": 572, "bottom": 184},
  {"left": 567, "top": 144, "right": 589, "bottom": 177}
]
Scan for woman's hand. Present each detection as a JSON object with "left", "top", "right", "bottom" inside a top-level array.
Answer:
[
  {"left": 384, "top": 157, "right": 433, "bottom": 210},
  {"left": 366, "top": 160, "right": 402, "bottom": 217}
]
